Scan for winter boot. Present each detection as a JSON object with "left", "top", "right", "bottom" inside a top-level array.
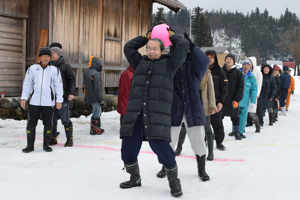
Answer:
[
  {"left": 165, "top": 164, "right": 183, "bottom": 197},
  {"left": 90, "top": 117, "right": 104, "bottom": 135},
  {"left": 269, "top": 113, "right": 273, "bottom": 126},
  {"left": 49, "top": 126, "right": 58, "bottom": 145},
  {"left": 156, "top": 165, "right": 166, "bottom": 178},
  {"left": 64, "top": 124, "right": 73, "bottom": 147},
  {"left": 279, "top": 107, "right": 286, "bottom": 116},
  {"left": 254, "top": 118, "right": 260, "bottom": 133},
  {"left": 233, "top": 126, "right": 242, "bottom": 140},
  {"left": 22, "top": 128, "right": 36, "bottom": 153},
  {"left": 174, "top": 125, "right": 187, "bottom": 156},
  {"left": 240, "top": 133, "right": 246, "bottom": 138},
  {"left": 196, "top": 155, "right": 210, "bottom": 181},
  {"left": 206, "top": 134, "right": 214, "bottom": 161},
  {"left": 43, "top": 127, "right": 52, "bottom": 152},
  {"left": 228, "top": 131, "right": 235, "bottom": 136},
  {"left": 216, "top": 143, "right": 226, "bottom": 151},
  {"left": 120, "top": 160, "right": 141, "bottom": 189}
]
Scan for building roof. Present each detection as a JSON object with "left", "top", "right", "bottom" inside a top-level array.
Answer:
[
  {"left": 200, "top": 47, "right": 230, "bottom": 54},
  {"left": 283, "top": 62, "right": 295, "bottom": 69},
  {"left": 154, "top": 0, "right": 186, "bottom": 13}
]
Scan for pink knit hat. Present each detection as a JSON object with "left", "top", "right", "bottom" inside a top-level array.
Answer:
[{"left": 150, "top": 24, "right": 172, "bottom": 47}]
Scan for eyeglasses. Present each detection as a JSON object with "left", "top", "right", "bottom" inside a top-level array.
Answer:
[{"left": 146, "top": 46, "right": 160, "bottom": 52}]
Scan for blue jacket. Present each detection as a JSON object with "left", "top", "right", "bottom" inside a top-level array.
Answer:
[
  {"left": 171, "top": 46, "right": 209, "bottom": 127},
  {"left": 280, "top": 72, "right": 291, "bottom": 89},
  {"left": 239, "top": 69, "right": 257, "bottom": 107}
]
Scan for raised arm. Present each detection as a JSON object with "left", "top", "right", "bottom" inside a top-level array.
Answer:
[{"left": 124, "top": 36, "right": 148, "bottom": 69}]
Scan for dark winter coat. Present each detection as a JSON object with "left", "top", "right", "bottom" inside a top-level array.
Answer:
[
  {"left": 117, "top": 65, "right": 134, "bottom": 115},
  {"left": 279, "top": 72, "right": 291, "bottom": 89},
  {"left": 259, "top": 65, "right": 276, "bottom": 108},
  {"left": 274, "top": 75, "right": 281, "bottom": 99},
  {"left": 120, "top": 35, "right": 189, "bottom": 141},
  {"left": 205, "top": 50, "right": 228, "bottom": 105},
  {"left": 83, "top": 56, "right": 103, "bottom": 104},
  {"left": 52, "top": 56, "right": 76, "bottom": 101},
  {"left": 222, "top": 65, "right": 244, "bottom": 116},
  {"left": 171, "top": 46, "right": 209, "bottom": 127}
]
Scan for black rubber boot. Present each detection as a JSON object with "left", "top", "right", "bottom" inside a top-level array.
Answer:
[
  {"left": 216, "top": 143, "right": 226, "bottom": 151},
  {"left": 64, "top": 124, "right": 73, "bottom": 147},
  {"left": 49, "top": 126, "right": 58, "bottom": 145},
  {"left": 43, "top": 127, "right": 53, "bottom": 152},
  {"left": 235, "top": 131, "right": 242, "bottom": 140},
  {"left": 254, "top": 118, "right": 260, "bottom": 133},
  {"left": 228, "top": 131, "right": 234, "bottom": 136},
  {"left": 174, "top": 124, "right": 187, "bottom": 156},
  {"left": 240, "top": 133, "right": 246, "bottom": 138},
  {"left": 22, "top": 128, "right": 36, "bottom": 153},
  {"left": 269, "top": 113, "right": 273, "bottom": 126},
  {"left": 157, "top": 165, "right": 166, "bottom": 178},
  {"left": 120, "top": 160, "right": 141, "bottom": 189},
  {"left": 90, "top": 117, "right": 104, "bottom": 135},
  {"left": 196, "top": 155, "right": 210, "bottom": 181},
  {"left": 206, "top": 134, "right": 214, "bottom": 161},
  {"left": 165, "top": 164, "right": 183, "bottom": 197}
]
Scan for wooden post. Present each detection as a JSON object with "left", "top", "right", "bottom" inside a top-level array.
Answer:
[
  {"left": 22, "top": 19, "right": 27, "bottom": 81},
  {"left": 35, "top": 29, "right": 49, "bottom": 63}
]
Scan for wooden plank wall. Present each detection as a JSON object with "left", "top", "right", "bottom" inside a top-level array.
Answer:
[
  {"left": 0, "top": 0, "right": 29, "bottom": 19},
  {"left": 0, "top": 16, "right": 25, "bottom": 96}
]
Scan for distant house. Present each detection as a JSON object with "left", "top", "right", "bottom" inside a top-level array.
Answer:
[
  {"left": 201, "top": 47, "right": 230, "bottom": 67},
  {"left": 0, "top": 0, "right": 186, "bottom": 97},
  {"left": 283, "top": 62, "right": 295, "bottom": 69}
]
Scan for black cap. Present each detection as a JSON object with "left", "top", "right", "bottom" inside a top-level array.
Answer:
[
  {"left": 49, "top": 42, "right": 62, "bottom": 49},
  {"left": 225, "top": 54, "right": 235, "bottom": 64},
  {"left": 38, "top": 47, "right": 52, "bottom": 57}
]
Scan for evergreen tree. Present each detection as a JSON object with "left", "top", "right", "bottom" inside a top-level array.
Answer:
[{"left": 153, "top": 8, "right": 166, "bottom": 26}]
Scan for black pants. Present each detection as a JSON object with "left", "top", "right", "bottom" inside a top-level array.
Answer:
[
  {"left": 27, "top": 105, "right": 54, "bottom": 128},
  {"left": 210, "top": 111, "right": 225, "bottom": 144},
  {"left": 256, "top": 95, "right": 264, "bottom": 124},
  {"left": 279, "top": 88, "right": 289, "bottom": 107}
]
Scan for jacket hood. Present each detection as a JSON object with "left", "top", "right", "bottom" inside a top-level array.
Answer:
[
  {"left": 261, "top": 64, "right": 273, "bottom": 75},
  {"left": 89, "top": 56, "right": 103, "bottom": 71},
  {"left": 205, "top": 50, "right": 220, "bottom": 68},
  {"left": 248, "top": 57, "right": 258, "bottom": 73},
  {"left": 128, "top": 65, "right": 134, "bottom": 73}
]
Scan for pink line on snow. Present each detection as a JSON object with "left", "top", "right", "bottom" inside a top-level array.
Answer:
[{"left": 17, "top": 136, "right": 244, "bottom": 161}]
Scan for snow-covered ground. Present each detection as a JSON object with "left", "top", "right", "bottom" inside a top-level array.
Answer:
[{"left": 1, "top": 77, "right": 300, "bottom": 200}]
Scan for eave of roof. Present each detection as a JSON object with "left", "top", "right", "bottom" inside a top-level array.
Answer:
[{"left": 153, "top": 0, "right": 187, "bottom": 13}]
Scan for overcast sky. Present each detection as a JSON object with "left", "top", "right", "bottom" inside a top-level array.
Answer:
[{"left": 153, "top": 0, "right": 300, "bottom": 19}]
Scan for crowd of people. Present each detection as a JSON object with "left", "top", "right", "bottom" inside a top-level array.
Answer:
[{"left": 20, "top": 24, "right": 296, "bottom": 198}]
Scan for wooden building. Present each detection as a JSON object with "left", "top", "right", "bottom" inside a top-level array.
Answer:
[{"left": 0, "top": 0, "right": 186, "bottom": 97}]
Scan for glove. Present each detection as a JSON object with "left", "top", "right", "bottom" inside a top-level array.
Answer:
[
  {"left": 183, "top": 32, "right": 195, "bottom": 51},
  {"left": 291, "top": 90, "right": 294, "bottom": 95},
  {"left": 250, "top": 103, "right": 256, "bottom": 109},
  {"left": 145, "top": 30, "right": 152, "bottom": 40},
  {"left": 166, "top": 27, "right": 175, "bottom": 37},
  {"left": 232, "top": 101, "right": 239, "bottom": 109}
]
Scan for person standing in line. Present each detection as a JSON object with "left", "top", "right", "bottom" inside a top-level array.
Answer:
[
  {"left": 245, "top": 57, "right": 262, "bottom": 133},
  {"left": 285, "top": 68, "right": 295, "bottom": 111},
  {"left": 222, "top": 54, "right": 244, "bottom": 140},
  {"left": 272, "top": 65, "right": 281, "bottom": 123},
  {"left": 117, "top": 65, "right": 134, "bottom": 125},
  {"left": 256, "top": 64, "right": 276, "bottom": 125},
  {"left": 49, "top": 46, "right": 76, "bottom": 147},
  {"left": 120, "top": 28, "right": 189, "bottom": 197},
  {"left": 236, "top": 59, "right": 257, "bottom": 138},
  {"left": 278, "top": 66, "right": 291, "bottom": 116},
  {"left": 83, "top": 56, "right": 105, "bottom": 135},
  {"left": 21, "top": 47, "right": 63, "bottom": 153},
  {"left": 205, "top": 50, "right": 228, "bottom": 150}
]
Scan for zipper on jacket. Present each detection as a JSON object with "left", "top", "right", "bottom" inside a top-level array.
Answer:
[{"left": 40, "top": 69, "right": 45, "bottom": 105}]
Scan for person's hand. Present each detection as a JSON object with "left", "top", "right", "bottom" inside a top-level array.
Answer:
[
  {"left": 56, "top": 102, "right": 62, "bottom": 110},
  {"left": 68, "top": 94, "right": 74, "bottom": 101},
  {"left": 145, "top": 30, "right": 152, "bottom": 40},
  {"left": 250, "top": 103, "right": 256, "bottom": 109},
  {"left": 216, "top": 103, "right": 223, "bottom": 112},
  {"left": 167, "top": 27, "right": 175, "bottom": 37},
  {"left": 183, "top": 32, "right": 195, "bottom": 50},
  {"left": 291, "top": 90, "right": 294, "bottom": 95},
  {"left": 21, "top": 100, "right": 26, "bottom": 109},
  {"left": 232, "top": 101, "right": 239, "bottom": 109},
  {"left": 210, "top": 109, "right": 216, "bottom": 115}
]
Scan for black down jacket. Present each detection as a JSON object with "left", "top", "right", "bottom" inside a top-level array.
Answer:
[
  {"left": 259, "top": 65, "right": 276, "bottom": 108},
  {"left": 120, "top": 35, "right": 189, "bottom": 141}
]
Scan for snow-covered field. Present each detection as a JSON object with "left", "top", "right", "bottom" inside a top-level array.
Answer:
[{"left": 1, "top": 77, "right": 300, "bottom": 200}]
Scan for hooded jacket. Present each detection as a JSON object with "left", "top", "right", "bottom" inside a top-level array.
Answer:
[
  {"left": 247, "top": 57, "right": 262, "bottom": 112},
  {"left": 171, "top": 46, "right": 209, "bottom": 127},
  {"left": 52, "top": 56, "right": 76, "bottom": 102},
  {"left": 117, "top": 65, "right": 134, "bottom": 115},
  {"left": 259, "top": 65, "right": 276, "bottom": 108},
  {"left": 83, "top": 56, "right": 103, "bottom": 104},
  {"left": 205, "top": 50, "right": 228, "bottom": 105},
  {"left": 120, "top": 34, "right": 189, "bottom": 141},
  {"left": 280, "top": 71, "right": 291, "bottom": 89},
  {"left": 239, "top": 69, "right": 257, "bottom": 108},
  {"left": 222, "top": 64, "right": 244, "bottom": 116}
]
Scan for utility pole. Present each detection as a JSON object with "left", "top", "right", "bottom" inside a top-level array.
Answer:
[{"left": 189, "top": 9, "right": 192, "bottom": 41}]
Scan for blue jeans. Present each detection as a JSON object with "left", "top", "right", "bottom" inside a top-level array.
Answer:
[
  {"left": 91, "top": 103, "right": 101, "bottom": 118},
  {"left": 53, "top": 101, "right": 72, "bottom": 127}
]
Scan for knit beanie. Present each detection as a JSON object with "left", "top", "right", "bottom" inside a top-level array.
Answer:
[
  {"left": 38, "top": 47, "right": 52, "bottom": 57},
  {"left": 225, "top": 54, "right": 235, "bottom": 64},
  {"left": 49, "top": 42, "right": 62, "bottom": 49},
  {"left": 51, "top": 47, "right": 62, "bottom": 56},
  {"left": 283, "top": 66, "right": 289, "bottom": 71}
]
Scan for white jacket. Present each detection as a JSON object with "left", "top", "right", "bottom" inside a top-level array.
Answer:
[
  {"left": 248, "top": 57, "right": 263, "bottom": 112},
  {"left": 21, "top": 63, "right": 64, "bottom": 106}
]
